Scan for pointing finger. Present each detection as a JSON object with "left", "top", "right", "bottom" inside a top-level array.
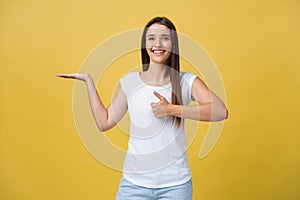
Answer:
[{"left": 153, "top": 91, "right": 164, "bottom": 100}]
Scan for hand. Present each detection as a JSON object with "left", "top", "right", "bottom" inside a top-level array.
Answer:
[
  {"left": 150, "top": 91, "right": 170, "bottom": 118},
  {"left": 56, "top": 73, "right": 91, "bottom": 82}
]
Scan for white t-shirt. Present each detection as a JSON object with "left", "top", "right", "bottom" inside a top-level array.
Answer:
[{"left": 119, "top": 71, "right": 197, "bottom": 188}]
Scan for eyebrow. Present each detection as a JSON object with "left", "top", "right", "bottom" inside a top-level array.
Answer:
[{"left": 146, "top": 34, "right": 171, "bottom": 37}]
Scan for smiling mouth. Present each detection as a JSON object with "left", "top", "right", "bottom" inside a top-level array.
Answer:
[{"left": 151, "top": 49, "right": 166, "bottom": 55}]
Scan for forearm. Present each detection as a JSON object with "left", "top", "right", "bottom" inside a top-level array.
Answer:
[
  {"left": 85, "top": 76, "right": 110, "bottom": 131},
  {"left": 167, "top": 103, "right": 228, "bottom": 121}
]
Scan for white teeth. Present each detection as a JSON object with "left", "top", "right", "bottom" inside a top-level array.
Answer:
[{"left": 153, "top": 50, "right": 164, "bottom": 53}]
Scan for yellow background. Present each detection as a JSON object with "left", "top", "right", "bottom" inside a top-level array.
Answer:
[{"left": 1, "top": 0, "right": 299, "bottom": 199}]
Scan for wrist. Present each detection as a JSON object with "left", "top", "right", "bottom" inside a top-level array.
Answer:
[
  {"left": 166, "top": 104, "right": 181, "bottom": 117},
  {"left": 84, "top": 73, "right": 92, "bottom": 82}
]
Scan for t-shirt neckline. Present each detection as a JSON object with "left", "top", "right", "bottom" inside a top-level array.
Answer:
[{"left": 137, "top": 72, "right": 171, "bottom": 88}]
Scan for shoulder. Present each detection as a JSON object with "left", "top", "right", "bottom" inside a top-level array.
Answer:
[
  {"left": 180, "top": 72, "right": 198, "bottom": 87},
  {"left": 120, "top": 71, "right": 140, "bottom": 84},
  {"left": 121, "top": 71, "right": 139, "bottom": 80},
  {"left": 179, "top": 72, "right": 198, "bottom": 104},
  {"left": 180, "top": 71, "right": 196, "bottom": 78},
  {"left": 119, "top": 72, "right": 140, "bottom": 96}
]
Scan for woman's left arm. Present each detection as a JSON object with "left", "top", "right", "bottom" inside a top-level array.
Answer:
[{"left": 151, "top": 77, "right": 228, "bottom": 121}]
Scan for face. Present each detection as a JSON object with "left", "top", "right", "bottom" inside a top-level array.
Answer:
[{"left": 145, "top": 23, "right": 172, "bottom": 65}]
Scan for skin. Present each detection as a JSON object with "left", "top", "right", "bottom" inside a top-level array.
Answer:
[
  {"left": 57, "top": 23, "right": 228, "bottom": 131},
  {"left": 146, "top": 23, "right": 172, "bottom": 67}
]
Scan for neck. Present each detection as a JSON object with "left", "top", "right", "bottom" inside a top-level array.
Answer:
[{"left": 147, "top": 63, "right": 170, "bottom": 82}]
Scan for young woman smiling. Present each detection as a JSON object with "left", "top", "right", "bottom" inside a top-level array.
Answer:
[{"left": 57, "top": 16, "right": 228, "bottom": 200}]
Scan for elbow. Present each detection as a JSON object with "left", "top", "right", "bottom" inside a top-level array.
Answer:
[
  {"left": 96, "top": 120, "right": 115, "bottom": 132},
  {"left": 223, "top": 108, "right": 229, "bottom": 120},
  {"left": 97, "top": 126, "right": 106, "bottom": 132},
  {"left": 213, "top": 107, "right": 228, "bottom": 121},
  {"left": 217, "top": 101, "right": 228, "bottom": 121},
  {"left": 96, "top": 124, "right": 110, "bottom": 132},
  {"left": 220, "top": 107, "right": 229, "bottom": 121},
  {"left": 199, "top": 102, "right": 228, "bottom": 122}
]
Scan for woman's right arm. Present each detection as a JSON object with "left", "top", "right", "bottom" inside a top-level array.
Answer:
[{"left": 56, "top": 73, "right": 128, "bottom": 132}]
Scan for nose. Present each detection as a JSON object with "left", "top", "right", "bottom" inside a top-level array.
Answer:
[{"left": 154, "top": 38, "right": 161, "bottom": 47}]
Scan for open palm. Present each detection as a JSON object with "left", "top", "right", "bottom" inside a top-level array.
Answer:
[{"left": 56, "top": 73, "right": 90, "bottom": 82}]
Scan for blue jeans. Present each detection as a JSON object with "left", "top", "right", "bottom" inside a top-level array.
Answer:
[{"left": 115, "top": 178, "right": 192, "bottom": 200}]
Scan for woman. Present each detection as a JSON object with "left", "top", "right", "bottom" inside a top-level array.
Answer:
[{"left": 57, "top": 16, "right": 228, "bottom": 200}]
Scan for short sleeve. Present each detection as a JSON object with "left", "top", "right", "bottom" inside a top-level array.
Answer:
[
  {"left": 180, "top": 72, "right": 197, "bottom": 105},
  {"left": 119, "top": 74, "right": 129, "bottom": 97},
  {"left": 119, "top": 72, "right": 140, "bottom": 97}
]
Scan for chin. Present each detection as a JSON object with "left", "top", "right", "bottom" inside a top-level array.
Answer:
[
  {"left": 150, "top": 59, "right": 169, "bottom": 65},
  {"left": 149, "top": 55, "right": 170, "bottom": 65}
]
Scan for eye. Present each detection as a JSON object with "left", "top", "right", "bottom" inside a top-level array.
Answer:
[
  {"left": 147, "top": 37, "right": 155, "bottom": 41},
  {"left": 162, "top": 36, "right": 170, "bottom": 41}
]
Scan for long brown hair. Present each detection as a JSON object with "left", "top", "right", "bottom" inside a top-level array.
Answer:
[{"left": 141, "top": 16, "right": 182, "bottom": 127}]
